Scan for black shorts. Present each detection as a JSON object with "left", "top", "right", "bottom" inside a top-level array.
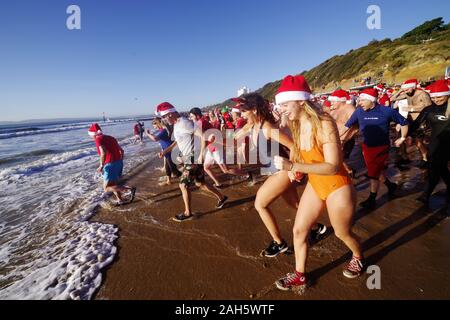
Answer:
[
  {"left": 180, "top": 164, "right": 205, "bottom": 186},
  {"left": 343, "top": 138, "right": 355, "bottom": 160}
]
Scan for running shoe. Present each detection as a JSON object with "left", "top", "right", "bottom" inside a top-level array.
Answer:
[
  {"left": 216, "top": 196, "right": 228, "bottom": 209},
  {"left": 275, "top": 271, "right": 307, "bottom": 291},
  {"left": 262, "top": 240, "right": 288, "bottom": 257},
  {"left": 385, "top": 181, "right": 397, "bottom": 197},
  {"left": 172, "top": 213, "right": 194, "bottom": 222},
  {"left": 360, "top": 197, "right": 376, "bottom": 209},
  {"left": 309, "top": 223, "right": 327, "bottom": 241},
  {"left": 343, "top": 256, "right": 365, "bottom": 279}
]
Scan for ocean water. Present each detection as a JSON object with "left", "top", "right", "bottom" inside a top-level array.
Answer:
[{"left": 0, "top": 118, "right": 159, "bottom": 299}]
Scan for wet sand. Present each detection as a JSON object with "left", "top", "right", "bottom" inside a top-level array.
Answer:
[{"left": 91, "top": 144, "right": 450, "bottom": 300}]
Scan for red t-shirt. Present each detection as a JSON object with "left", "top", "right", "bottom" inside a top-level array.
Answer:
[
  {"left": 95, "top": 134, "right": 123, "bottom": 164},
  {"left": 134, "top": 124, "right": 139, "bottom": 135}
]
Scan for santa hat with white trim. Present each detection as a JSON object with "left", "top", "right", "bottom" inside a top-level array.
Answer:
[
  {"left": 401, "top": 79, "right": 418, "bottom": 90},
  {"left": 374, "top": 84, "right": 385, "bottom": 92},
  {"left": 328, "top": 89, "right": 351, "bottom": 104},
  {"left": 231, "top": 104, "right": 242, "bottom": 114},
  {"left": 155, "top": 102, "right": 177, "bottom": 116},
  {"left": 88, "top": 123, "right": 102, "bottom": 136},
  {"left": 428, "top": 80, "right": 450, "bottom": 97},
  {"left": 275, "top": 75, "right": 312, "bottom": 105},
  {"left": 359, "top": 88, "right": 378, "bottom": 102}
]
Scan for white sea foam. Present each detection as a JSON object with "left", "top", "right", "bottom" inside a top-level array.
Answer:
[{"left": 0, "top": 121, "right": 158, "bottom": 300}]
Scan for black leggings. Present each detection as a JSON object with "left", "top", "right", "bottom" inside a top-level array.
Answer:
[
  {"left": 164, "top": 157, "right": 181, "bottom": 178},
  {"left": 424, "top": 156, "right": 450, "bottom": 197}
]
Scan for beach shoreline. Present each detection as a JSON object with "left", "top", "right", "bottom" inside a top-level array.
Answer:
[{"left": 91, "top": 145, "right": 450, "bottom": 300}]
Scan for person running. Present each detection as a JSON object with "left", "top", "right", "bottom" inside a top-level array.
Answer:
[
  {"left": 89, "top": 123, "right": 136, "bottom": 205},
  {"left": 342, "top": 88, "right": 409, "bottom": 209},
  {"left": 231, "top": 101, "right": 250, "bottom": 170},
  {"left": 328, "top": 89, "right": 357, "bottom": 177},
  {"left": 133, "top": 122, "right": 141, "bottom": 143},
  {"left": 189, "top": 107, "right": 251, "bottom": 188},
  {"left": 272, "top": 75, "right": 363, "bottom": 291},
  {"left": 391, "top": 79, "right": 432, "bottom": 168},
  {"left": 410, "top": 80, "right": 450, "bottom": 206},
  {"left": 156, "top": 102, "right": 228, "bottom": 222},
  {"left": 234, "top": 92, "right": 326, "bottom": 258},
  {"left": 146, "top": 118, "right": 181, "bottom": 185}
]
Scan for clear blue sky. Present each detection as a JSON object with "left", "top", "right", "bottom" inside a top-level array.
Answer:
[{"left": 0, "top": 0, "right": 448, "bottom": 121}]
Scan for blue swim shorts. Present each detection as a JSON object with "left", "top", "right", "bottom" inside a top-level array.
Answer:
[{"left": 103, "top": 160, "right": 123, "bottom": 183}]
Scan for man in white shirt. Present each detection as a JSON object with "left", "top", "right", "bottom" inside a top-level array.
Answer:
[{"left": 156, "top": 102, "right": 228, "bottom": 222}]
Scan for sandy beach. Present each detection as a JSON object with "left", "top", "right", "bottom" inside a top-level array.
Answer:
[{"left": 91, "top": 142, "right": 450, "bottom": 300}]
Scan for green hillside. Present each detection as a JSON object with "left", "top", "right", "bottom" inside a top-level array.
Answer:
[{"left": 206, "top": 18, "right": 449, "bottom": 110}]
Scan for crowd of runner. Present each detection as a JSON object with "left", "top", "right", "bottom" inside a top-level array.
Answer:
[{"left": 87, "top": 74, "right": 450, "bottom": 292}]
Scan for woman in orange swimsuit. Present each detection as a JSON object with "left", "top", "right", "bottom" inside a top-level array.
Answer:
[{"left": 272, "top": 75, "right": 364, "bottom": 292}]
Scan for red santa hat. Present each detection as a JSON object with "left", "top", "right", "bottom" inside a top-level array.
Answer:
[
  {"left": 328, "top": 89, "right": 351, "bottom": 104},
  {"left": 88, "top": 123, "right": 102, "bottom": 137},
  {"left": 374, "top": 84, "right": 385, "bottom": 92},
  {"left": 275, "top": 75, "right": 312, "bottom": 105},
  {"left": 428, "top": 80, "right": 450, "bottom": 97},
  {"left": 156, "top": 102, "right": 177, "bottom": 116},
  {"left": 401, "top": 79, "right": 418, "bottom": 90},
  {"left": 231, "top": 104, "right": 242, "bottom": 114},
  {"left": 359, "top": 88, "right": 378, "bottom": 102}
]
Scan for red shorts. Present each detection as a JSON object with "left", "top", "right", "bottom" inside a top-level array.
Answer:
[{"left": 362, "top": 144, "right": 389, "bottom": 179}]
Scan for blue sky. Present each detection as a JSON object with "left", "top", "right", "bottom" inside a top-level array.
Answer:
[{"left": 0, "top": 0, "right": 449, "bottom": 121}]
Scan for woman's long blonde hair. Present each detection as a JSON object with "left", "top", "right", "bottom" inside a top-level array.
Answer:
[{"left": 288, "top": 100, "right": 334, "bottom": 163}]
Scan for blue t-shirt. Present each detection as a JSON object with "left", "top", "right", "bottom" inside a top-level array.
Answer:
[
  {"left": 154, "top": 128, "right": 173, "bottom": 157},
  {"left": 345, "top": 104, "right": 408, "bottom": 147}
]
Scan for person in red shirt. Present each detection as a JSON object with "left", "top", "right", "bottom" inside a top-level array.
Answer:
[
  {"left": 189, "top": 108, "right": 251, "bottom": 187},
  {"left": 88, "top": 123, "right": 136, "bottom": 205}
]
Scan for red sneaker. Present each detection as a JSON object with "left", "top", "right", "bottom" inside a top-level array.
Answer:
[
  {"left": 343, "top": 256, "right": 365, "bottom": 279},
  {"left": 275, "top": 271, "right": 307, "bottom": 291}
]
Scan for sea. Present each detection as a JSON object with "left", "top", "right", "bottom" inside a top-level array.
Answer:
[{"left": 0, "top": 117, "right": 159, "bottom": 300}]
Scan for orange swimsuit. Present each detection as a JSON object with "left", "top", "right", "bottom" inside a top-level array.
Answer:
[{"left": 300, "top": 145, "right": 352, "bottom": 200}]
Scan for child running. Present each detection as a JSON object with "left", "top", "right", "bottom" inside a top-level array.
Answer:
[{"left": 272, "top": 75, "right": 364, "bottom": 291}]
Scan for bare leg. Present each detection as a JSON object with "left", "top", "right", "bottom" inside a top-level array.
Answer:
[
  {"left": 204, "top": 163, "right": 221, "bottom": 186},
  {"left": 198, "top": 181, "right": 225, "bottom": 201},
  {"left": 255, "top": 171, "right": 295, "bottom": 244},
  {"left": 416, "top": 139, "right": 428, "bottom": 161},
  {"left": 179, "top": 183, "right": 192, "bottom": 215},
  {"left": 293, "top": 183, "right": 324, "bottom": 273},
  {"left": 219, "top": 163, "right": 248, "bottom": 177},
  {"left": 326, "top": 185, "right": 362, "bottom": 257}
]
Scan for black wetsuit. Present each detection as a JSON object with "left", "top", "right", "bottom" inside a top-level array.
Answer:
[{"left": 410, "top": 102, "right": 450, "bottom": 198}]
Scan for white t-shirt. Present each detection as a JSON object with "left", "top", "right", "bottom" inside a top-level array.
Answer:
[{"left": 173, "top": 117, "right": 195, "bottom": 162}]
